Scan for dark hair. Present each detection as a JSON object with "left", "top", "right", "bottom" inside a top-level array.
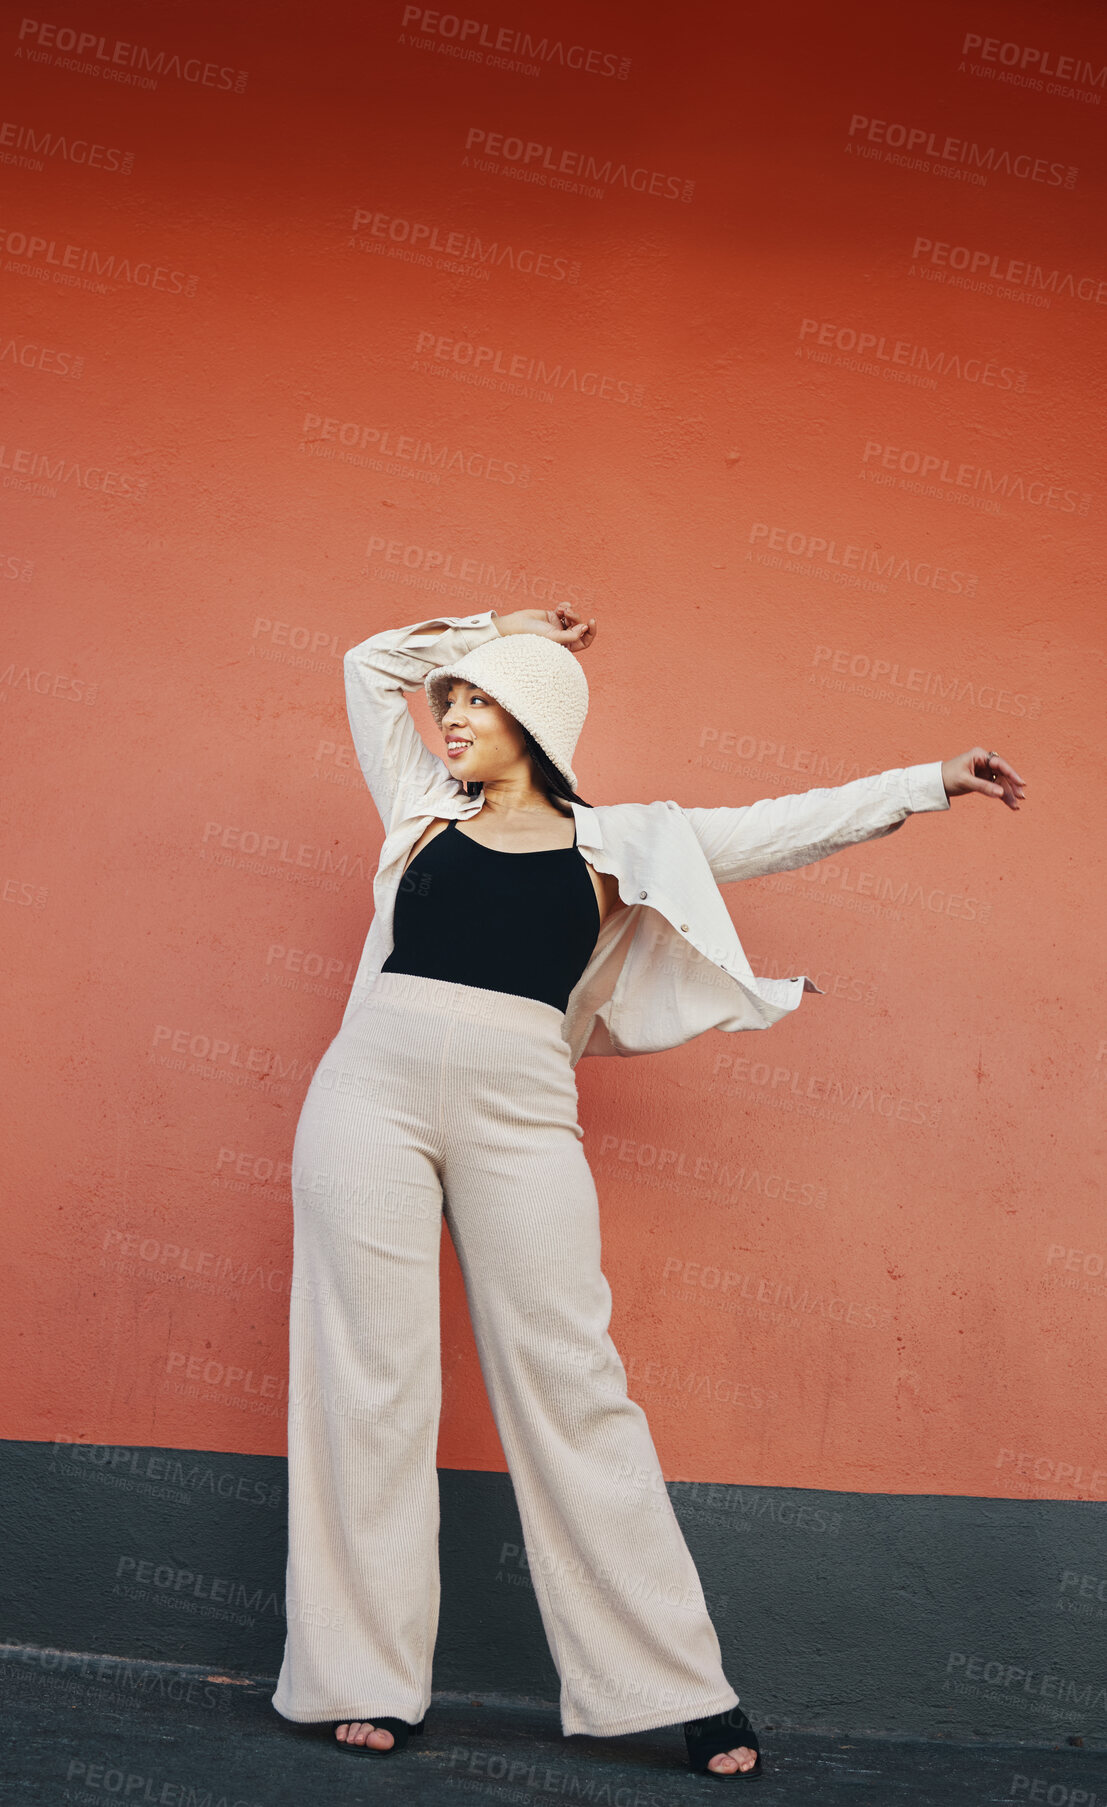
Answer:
[{"left": 465, "top": 726, "right": 592, "bottom": 810}]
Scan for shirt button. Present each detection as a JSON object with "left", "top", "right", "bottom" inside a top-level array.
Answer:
[
  {"left": 638, "top": 890, "right": 647, "bottom": 900},
  {"left": 680, "top": 923, "right": 689, "bottom": 932}
]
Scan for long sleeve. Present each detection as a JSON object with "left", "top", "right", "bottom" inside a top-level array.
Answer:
[
  {"left": 342, "top": 611, "right": 502, "bottom": 830},
  {"left": 679, "top": 761, "right": 950, "bottom": 886}
]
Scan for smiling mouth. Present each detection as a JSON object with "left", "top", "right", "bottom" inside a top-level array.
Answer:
[{"left": 445, "top": 739, "right": 472, "bottom": 756}]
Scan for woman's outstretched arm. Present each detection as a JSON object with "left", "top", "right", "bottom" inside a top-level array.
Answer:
[{"left": 680, "top": 749, "right": 1025, "bottom": 887}]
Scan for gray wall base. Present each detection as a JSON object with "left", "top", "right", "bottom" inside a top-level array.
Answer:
[{"left": 2, "top": 1438, "right": 1104, "bottom": 1744}]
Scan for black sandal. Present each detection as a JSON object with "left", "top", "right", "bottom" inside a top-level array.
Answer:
[
  {"left": 332, "top": 1714, "right": 425, "bottom": 1754},
  {"left": 683, "top": 1705, "right": 763, "bottom": 1777}
]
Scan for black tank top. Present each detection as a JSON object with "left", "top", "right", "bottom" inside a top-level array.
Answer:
[{"left": 381, "top": 815, "right": 602, "bottom": 1013}]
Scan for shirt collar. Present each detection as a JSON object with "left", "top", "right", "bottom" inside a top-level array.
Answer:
[{"left": 570, "top": 799, "right": 602, "bottom": 852}]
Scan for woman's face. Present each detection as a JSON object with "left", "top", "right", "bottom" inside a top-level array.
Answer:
[{"left": 441, "top": 681, "right": 528, "bottom": 783}]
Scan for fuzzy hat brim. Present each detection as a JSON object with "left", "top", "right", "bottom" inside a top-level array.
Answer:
[{"left": 425, "top": 633, "right": 588, "bottom": 792}]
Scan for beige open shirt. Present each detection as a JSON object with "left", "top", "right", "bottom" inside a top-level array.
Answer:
[{"left": 340, "top": 612, "right": 951, "bottom": 1067}]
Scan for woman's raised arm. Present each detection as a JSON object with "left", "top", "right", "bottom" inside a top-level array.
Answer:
[{"left": 342, "top": 612, "right": 503, "bottom": 829}]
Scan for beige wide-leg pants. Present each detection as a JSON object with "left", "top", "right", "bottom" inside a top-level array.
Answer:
[{"left": 271, "top": 969, "right": 741, "bottom": 1738}]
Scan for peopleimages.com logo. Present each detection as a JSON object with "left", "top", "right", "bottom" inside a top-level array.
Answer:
[
  {"left": 846, "top": 113, "right": 1077, "bottom": 186},
  {"left": 464, "top": 128, "right": 694, "bottom": 201},
  {"left": 366, "top": 536, "right": 593, "bottom": 609},
  {"left": 299, "top": 412, "right": 531, "bottom": 486},
  {"left": 0, "top": 333, "right": 82, "bottom": 377},
  {"left": 0, "top": 116, "right": 134, "bottom": 173},
  {"left": 15, "top": 18, "right": 249, "bottom": 92},
  {"left": 0, "top": 439, "right": 146, "bottom": 496},
  {"left": 798, "top": 315, "right": 1027, "bottom": 390},
  {"left": 960, "top": 31, "right": 1106, "bottom": 88},
  {"left": 0, "top": 223, "right": 198, "bottom": 295},
  {"left": 351, "top": 208, "right": 580, "bottom": 283},
  {"left": 400, "top": 7, "right": 631, "bottom": 79},
  {"left": 861, "top": 440, "right": 1091, "bottom": 513},
  {"left": 748, "top": 521, "right": 979, "bottom": 595},
  {"left": 413, "top": 329, "right": 643, "bottom": 404},
  {"left": 911, "top": 236, "right": 1107, "bottom": 305}
]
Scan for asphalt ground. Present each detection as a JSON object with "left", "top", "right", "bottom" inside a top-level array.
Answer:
[{"left": 2, "top": 1653, "right": 1104, "bottom": 1807}]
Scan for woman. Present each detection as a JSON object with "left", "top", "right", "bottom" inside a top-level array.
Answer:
[{"left": 272, "top": 605, "right": 1025, "bottom": 1776}]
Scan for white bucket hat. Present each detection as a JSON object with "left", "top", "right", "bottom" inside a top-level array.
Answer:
[{"left": 425, "top": 628, "right": 589, "bottom": 792}]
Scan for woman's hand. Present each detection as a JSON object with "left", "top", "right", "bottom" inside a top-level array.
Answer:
[
  {"left": 940, "top": 748, "right": 1026, "bottom": 810},
  {"left": 493, "top": 606, "right": 596, "bottom": 651}
]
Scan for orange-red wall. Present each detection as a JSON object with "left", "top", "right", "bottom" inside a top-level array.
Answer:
[{"left": 3, "top": 0, "right": 1103, "bottom": 1502}]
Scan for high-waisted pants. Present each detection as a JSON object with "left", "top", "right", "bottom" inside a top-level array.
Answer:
[{"left": 271, "top": 970, "right": 741, "bottom": 1738}]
